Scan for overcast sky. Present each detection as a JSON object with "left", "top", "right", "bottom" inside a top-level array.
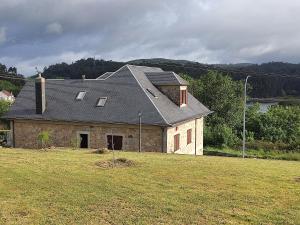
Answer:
[{"left": 1, "top": 0, "right": 300, "bottom": 76}]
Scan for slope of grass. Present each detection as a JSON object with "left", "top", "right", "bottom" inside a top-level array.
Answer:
[{"left": 0, "top": 148, "right": 299, "bottom": 225}]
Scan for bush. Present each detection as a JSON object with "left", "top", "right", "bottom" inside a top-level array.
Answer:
[
  {"left": 247, "top": 140, "right": 291, "bottom": 151},
  {"left": 37, "top": 131, "right": 51, "bottom": 149},
  {"left": 204, "top": 124, "right": 239, "bottom": 148},
  {"left": 247, "top": 105, "right": 300, "bottom": 145}
]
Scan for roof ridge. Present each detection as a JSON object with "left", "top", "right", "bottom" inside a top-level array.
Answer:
[
  {"left": 126, "top": 64, "right": 163, "bottom": 71},
  {"left": 126, "top": 65, "right": 171, "bottom": 126},
  {"left": 96, "top": 65, "right": 128, "bottom": 80},
  {"left": 96, "top": 72, "right": 113, "bottom": 80},
  {"left": 172, "top": 72, "right": 181, "bottom": 83}
]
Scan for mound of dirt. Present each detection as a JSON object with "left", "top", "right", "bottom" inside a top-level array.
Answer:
[
  {"left": 91, "top": 148, "right": 109, "bottom": 154},
  {"left": 95, "top": 158, "right": 136, "bottom": 168}
]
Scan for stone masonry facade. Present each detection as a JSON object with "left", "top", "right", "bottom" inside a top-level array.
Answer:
[
  {"left": 13, "top": 120, "right": 163, "bottom": 151},
  {"left": 157, "top": 85, "right": 187, "bottom": 106},
  {"left": 12, "top": 117, "right": 204, "bottom": 155}
]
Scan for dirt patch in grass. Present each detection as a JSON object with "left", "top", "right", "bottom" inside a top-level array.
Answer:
[
  {"left": 95, "top": 158, "right": 136, "bottom": 168},
  {"left": 91, "top": 148, "right": 109, "bottom": 154},
  {"left": 294, "top": 177, "right": 300, "bottom": 183}
]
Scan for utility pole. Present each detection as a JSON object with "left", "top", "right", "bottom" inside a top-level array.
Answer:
[
  {"left": 111, "top": 129, "right": 115, "bottom": 166},
  {"left": 243, "top": 76, "right": 251, "bottom": 158},
  {"left": 138, "top": 111, "right": 142, "bottom": 152}
]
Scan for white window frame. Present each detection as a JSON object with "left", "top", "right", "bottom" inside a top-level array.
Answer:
[
  {"left": 96, "top": 97, "right": 108, "bottom": 107},
  {"left": 76, "top": 91, "right": 86, "bottom": 100}
]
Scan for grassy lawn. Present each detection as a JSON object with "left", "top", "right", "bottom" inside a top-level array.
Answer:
[
  {"left": 204, "top": 147, "right": 300, "bottom": 161},
  {"left": 0, "top": 149, "right": 299, "bottom": 225}
]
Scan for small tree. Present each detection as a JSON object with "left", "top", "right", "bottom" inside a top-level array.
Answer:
[{"left": 37, "top": 131, "right": 51, "bottom": 149}]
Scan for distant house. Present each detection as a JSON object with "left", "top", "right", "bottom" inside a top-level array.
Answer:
[
  {"left": 4, "top": 65, "right": 211, "bottom": 155},
  {"left": 0, "top": 90, "right": 15, "bottom": 102}
]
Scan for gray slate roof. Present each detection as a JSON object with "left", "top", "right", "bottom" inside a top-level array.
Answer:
[
  {"left": 96, "top": 72, "right": 113, "bottom": 80},
  {"left": 145, "top": 71, "right": 189, "bottom": 86},
  {"left": 4, "top": 65, "right": 211, "bottom": 126}
]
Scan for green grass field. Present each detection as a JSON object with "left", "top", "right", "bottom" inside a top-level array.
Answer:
[
  {"left": 204, "top": 147, "right": 300, "bottom": 161},
  {"left": 0, "top": 149, "right": 299, "bottom": 225}
]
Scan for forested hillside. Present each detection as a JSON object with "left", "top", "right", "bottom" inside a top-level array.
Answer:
[
  {"left": 129, "top": 59, "right": 300, "bottom": 98},
  {"left": 42, "top": 58, "right": 300, "bottom": 98},
  {"left": 0, "top": 63, "right": 25, "bottom": 96}
]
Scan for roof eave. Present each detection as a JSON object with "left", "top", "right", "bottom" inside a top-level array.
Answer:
[
  {"left": 4, "top": 116, "right": 172, "bottom": 127},
  {"left": 169, "top": 110, "right": 213, "bottom": 126}
]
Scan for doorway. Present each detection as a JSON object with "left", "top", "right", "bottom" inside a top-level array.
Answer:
[
  {"left": 78, "top": 132, "right": 89, "bottom": 148},
  {"left": 107, "top": 135, "right": 123, "bottom": 150}
]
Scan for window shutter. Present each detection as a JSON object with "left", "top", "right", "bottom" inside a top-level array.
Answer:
[
  {"left": 180, "top": 90, "right": 187, "bottom": 105},
  {"left": 180, "top": 90, "right": 182, "bottom": 105},
  {"left": 174, "top": 134, "right": 180, "bottom": 151},
  {"left": 187, "top": 129, "right": 192, "bottom": 144}
]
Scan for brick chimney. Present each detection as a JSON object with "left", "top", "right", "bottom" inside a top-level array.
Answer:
[{"left": 35, "top": 73, "right": 46, "bottom": 114}]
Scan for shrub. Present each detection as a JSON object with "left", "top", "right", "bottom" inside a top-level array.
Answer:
[
  {"left": 246, "top": 140, "right": 298, "bottom": 152},
  {"left": 247, "top": 105, "right": 300, "bottom": 145},
  {"left": 204, "top": 124, "right": 239, "bottom": 148},
  {"left": 37, "top": 131, "right": 51, "bottom": 149}
]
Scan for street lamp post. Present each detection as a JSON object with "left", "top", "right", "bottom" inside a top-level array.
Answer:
[
  {"left": 138, "top": 111, "right": 142, "bottom": 152},
  {"left": 242, "top": 75, "right": 251, "bottom": 158}
]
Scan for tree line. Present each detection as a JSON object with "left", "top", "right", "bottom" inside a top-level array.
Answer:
[
  {"left": 41, "top": 58, "right": 300, "bottom": 98},
  {"left": 184, "top": 71, "right": 300, "bottom": 151},
  {"left": 0, "top": 63, "right": 25, "bottom": 96},
  {"left": 0, "top": 61, "right": 299, "bottom": 152}
]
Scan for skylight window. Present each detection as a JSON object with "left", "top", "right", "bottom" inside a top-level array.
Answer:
[
  {"left": 76, "top": 91, "right": 86, "bottom": 100},
  {"left": 97, "top": 97, "right": 107, "bottom": 107},
  {"left": 146, "top": 88, "right": 158, "bottom": 98}
]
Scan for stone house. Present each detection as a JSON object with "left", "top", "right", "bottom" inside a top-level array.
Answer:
[
  {"left": 4, "top": 65, "right": 211, "bottom": 155},
  {"left": 0, "top": 90, "right": 15, "bottom": 102}
]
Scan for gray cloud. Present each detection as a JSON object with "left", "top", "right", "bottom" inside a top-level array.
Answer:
[
  {"left": 0, "top": 27, "right": 6, "bottom": 44},
  {"left": 46, "top": 22, "right": 63, "bottom": 34},
  {"left": 0, "top": 0, "right": 300, "bottom": 75}
]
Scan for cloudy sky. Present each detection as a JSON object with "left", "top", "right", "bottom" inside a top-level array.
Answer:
[{"left": 0, "top": 0, "right": 300, "bottom": 76}]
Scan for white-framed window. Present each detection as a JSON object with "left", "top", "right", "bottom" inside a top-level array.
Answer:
[
  {"left": 96, "top": 97, "right": 107, "bottom": 107},
  {"left": 76, "top": 91, "right": 86, "bottom": 100}
]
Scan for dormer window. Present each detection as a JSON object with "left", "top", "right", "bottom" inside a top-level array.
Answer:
[
  {"left": 76, "top": 91, "right": 86, "bottom": 100},
  {"left": 96, "top": 97, "right": 107, "bottom": 107},
  {"left": 180, "top": 89, "right": 187, "bottom": 105}
]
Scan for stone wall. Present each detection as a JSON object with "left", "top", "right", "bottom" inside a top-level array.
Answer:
[
  {"left": 166, "top": 117, "right": 204, "bottom": 155},
  {"left": 12, "top": 120, "right": 163, "bottom": 152},
  {"left": 157, "top": 85, "right": 187, "bottom": 107}
]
